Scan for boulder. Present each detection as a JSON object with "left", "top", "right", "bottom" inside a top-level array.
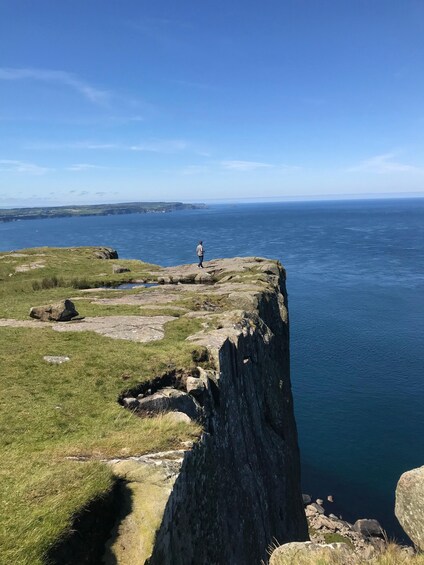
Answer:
[
  {"left": 269, "top": 541, "right": 351, "bottom": 565},
  {"left": 30, "top": 299, "right": 79, "bottom": 322},
  {"left": 302, "top": 493, "right": 312, "bottom": 506},
  {"left": 305, "top": 503, "right": 325, "bottom": 517},
  {"left": 165, "top": 411, "right": 192, "bottom": 424},
  {"left": 353, "top": 519, "right": 383, "bottom": 537},
  {"left": 395, "top": 465, "right": 424, "bottom": 550},
  {"left": 112, "top": 264, "right": 130, "bottom": 273},
  {"left": 122, "top": 397, "right": 139, "bottom": 410},
  {"left": 136, "top": 387, "right": 200, "bottom": 420},
  {"left": 195, "top": 271, "right": 213, "bottom": 283},
  {"left": 313, "top": 515, "right": 339, "bottom": 531},
  {"left": 186, "top": 376, "right": 206, "bottom": 399},
  {"left": 93, "top": 247, "right": 118, "bottom": 259}
]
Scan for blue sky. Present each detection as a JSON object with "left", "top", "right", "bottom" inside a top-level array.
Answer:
[{"left": 1, "top": 0, "right": 424, "bottom": 206}]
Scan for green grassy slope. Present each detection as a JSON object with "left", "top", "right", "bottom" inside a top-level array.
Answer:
[{"left": 0, "top": 247, "right": 202, "bottom": 564}]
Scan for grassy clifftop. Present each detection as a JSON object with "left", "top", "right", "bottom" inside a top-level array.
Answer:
[{"left": 0, "top": 247, "right": 204, "bottom": 564}]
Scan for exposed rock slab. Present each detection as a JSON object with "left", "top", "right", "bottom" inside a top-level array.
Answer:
[
  {"left": 92, "top": 289, "right": 181, "bottom": 306},
  {"left": 15, "top": 261, "right": 46, "bottom": 272},
  {"left": 52, "top": 315, "right": 175, "bottom": 342},
  {"left": 270, "top": 541, "right": 351, "bottom": 565},
  {"left": 396, "top": 465, "right": 424, "bottom": 550},
  {"left": 0, "top": 315, "right": 175, "bottom": 344},
  {"left": 43, "top": 355, "right": 71, "bottom": 364}
]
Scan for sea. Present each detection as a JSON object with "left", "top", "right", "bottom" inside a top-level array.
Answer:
[{"left": 1, "top": 197, "right": 423, "bottom": 540}]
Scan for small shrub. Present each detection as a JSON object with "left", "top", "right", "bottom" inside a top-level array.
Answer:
[
  {"left": 323, "top": 532, "right": 354, "bottom": 549},
  {"left": 41, "top": 275, "right": 58, "bottom": 289},
  {"left": 71, "top": 278, "right": 91, "bottom": 289},
  {"left": 191, "top": 346, "right": 209, "bottom": 363}
]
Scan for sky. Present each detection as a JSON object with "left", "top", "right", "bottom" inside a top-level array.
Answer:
[{"left": 1, "top": 0, "right": 424, "bottom": 206}]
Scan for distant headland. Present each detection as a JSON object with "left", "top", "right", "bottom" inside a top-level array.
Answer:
[{"left": 0, "top": 201, "right": 206, "bottom": 222}]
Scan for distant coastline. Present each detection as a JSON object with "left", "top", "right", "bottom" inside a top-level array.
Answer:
[{"left": 0, "top": 201, "right": 206, "bottom": 222}]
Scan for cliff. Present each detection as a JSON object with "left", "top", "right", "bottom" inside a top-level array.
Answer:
[
  {"left": 106, "top": 257, "right": 308, "bottom": 564},
  {"left": 148, "top": 260, "right": 307, "bottom": 564},
  {"left": 0, "top": 248, "right": 307, "bottom": 564}
]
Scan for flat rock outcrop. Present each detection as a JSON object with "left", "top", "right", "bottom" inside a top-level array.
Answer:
[{"left": 395, "top": 465, "right": 424, "bottom": 550}]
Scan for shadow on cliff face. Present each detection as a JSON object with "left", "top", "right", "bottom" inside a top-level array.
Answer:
[
  {"left": 46, "top": 480, "right": 131, "bottom": 565},
  {"left": 103, "top": 481, "right": 134, "bottom": 565}
]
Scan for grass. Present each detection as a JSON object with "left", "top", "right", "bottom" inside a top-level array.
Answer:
[
  {"left": 270, "top": 543, "right": 424, "bottom": 565},
  {"left": 0, "top": 247, "right": 204, "bottom": 564},
  {"left": 0, "top": 246, "right": 160, "bottom": 319}
]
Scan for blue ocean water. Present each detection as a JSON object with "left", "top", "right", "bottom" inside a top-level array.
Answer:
[{"left": 1, "top": 198, "right": 423, "bottom": 539}]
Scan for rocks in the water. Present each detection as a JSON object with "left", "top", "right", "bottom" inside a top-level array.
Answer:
[
  {"left": 306, "top": 497, "right": 390, "bottom": 558},
  {"left": 112, "top": 264, "right": 130, "bottom": 273},
  {"left": 93, "top": 247, "right": 118, "bottom": 259},
  {"left": 316, "top": 498, "right": 324, "bottom": 506},
  {"left": 305, "top": 502, "right": 325, "bottom": 516},
  {"left": 353, "top": 519, "right": 383, "bottom": 537},
  {"left": 327, "top": 495, "right": 334, "bottom": 502},
  {"left": 302, "top": 493, "right": 311, "bottom": 506},
  {"left": 395, "top": 465, "right": 424, "bottom": 550},
  {"left": 269, "top": 541, "right": 351, "bottom": 564},
  {"left": 30, "top": 299, "right": 79, "bottom": 322},
  {"left": 313, "top": 515, "right": 341, "bottom": 532},
  {"left": 43, "top": 355, "right": 70, "bottom": 364}
]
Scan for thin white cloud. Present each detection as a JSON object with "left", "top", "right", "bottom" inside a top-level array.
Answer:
[
  {"left": 0, "top": 68, "right": 110, "bottom": 105},
  {"left": 277, "top": 163, "right": 302, "bottom": 172},
  {"left": 67, "top": 163, "right": 105, "bottom": 172},
  {"left": 181, "top": 165, "right": 210, "bottom": 175},
  {"left": 0, "top": 159, "right": 51, "bottom": 175},
  {"left": 128, "top": 17, "right": 191, "bottom": 49},
  {"left": 130, "top": 139, "right": 188, "bottom": 153},
  {"left": 221, "top": 160, "right": 273, "bottom": 171},
  {"left": 26, "top": 139, "right": 189, "bottom": 153},
  {"left": 348, "top": 153, "right": 422, "bottom": 174}
]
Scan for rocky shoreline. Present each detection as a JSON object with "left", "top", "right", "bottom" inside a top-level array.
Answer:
[{"left": 269, "top": 485, "right": 423, "bottom": 564}]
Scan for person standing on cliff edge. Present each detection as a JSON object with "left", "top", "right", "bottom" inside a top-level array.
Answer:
[{"left": 196, "top": 240, "right": 204, "bottom": 268}]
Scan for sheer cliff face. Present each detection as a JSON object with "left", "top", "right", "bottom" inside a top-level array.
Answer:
[{"left": 148, "top": 259, "right": 308, "bottom": 565}]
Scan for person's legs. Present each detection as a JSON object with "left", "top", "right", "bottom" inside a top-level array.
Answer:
[{"left": 198, "top": 255, "right": 204, "bottom": 268}]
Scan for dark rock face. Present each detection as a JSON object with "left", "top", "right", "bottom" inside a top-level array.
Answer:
[
  {"left": 148, "top": 267, "right": 308, "bottom": 565},
  {"left": 29, "top": 299, "right": 79, "bottom": 321}
]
